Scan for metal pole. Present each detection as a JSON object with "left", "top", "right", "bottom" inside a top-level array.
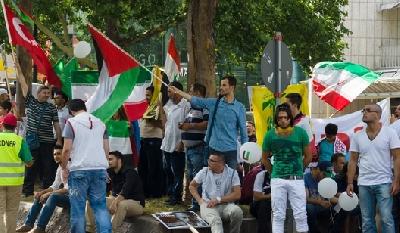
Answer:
[{"left": 275, "top": 32, "right": 282, "bottom": 106}]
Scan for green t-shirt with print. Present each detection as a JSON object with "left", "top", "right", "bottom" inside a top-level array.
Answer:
[{"left": 262, "top": 126, "right": 309, "bottom": 178}]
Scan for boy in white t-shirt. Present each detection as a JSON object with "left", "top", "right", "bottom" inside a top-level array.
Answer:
[{"left": 347, "top": 104, "right": 400, "bottom": 233}]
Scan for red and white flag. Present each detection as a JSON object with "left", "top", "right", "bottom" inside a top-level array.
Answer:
[
  {"left": 164, "top": 34, "right": 181, "bottom": 82},
  {"left": 2, "top": 3, "right": 61, "bottom": 88}
]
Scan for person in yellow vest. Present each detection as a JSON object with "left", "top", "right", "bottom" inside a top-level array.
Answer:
[{"left": 0, "top": 113, "right": 33, "bottom": 233}]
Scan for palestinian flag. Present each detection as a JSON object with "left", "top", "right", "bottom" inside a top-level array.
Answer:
[
  {"left": 312, "top": 62, "right": 381, "bottom": 111},
  {"left": 85, "top": 24, "right": 151, "bottom": 122},
  {"left": 164, "top": 34, "right": 181, "bottom": 82},
  {"left": 106, "top": 120, "right": 132, "bottom": 155}
]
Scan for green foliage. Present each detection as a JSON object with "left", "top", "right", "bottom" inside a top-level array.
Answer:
[
  {"left": 0, "top": 0, "right": 349, "bottom": 79},
  {"left": 215, "top": 0, "right": 350, "bottom": 74}
]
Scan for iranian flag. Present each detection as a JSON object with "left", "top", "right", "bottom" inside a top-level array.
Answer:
[
  {"left": 2, "top": 2, "right": 61, "bottom": 88},
  {"left": 164, "top": 34, "right": 181, "bottom": 82},
  {"left": 312, "top": 62, "right": 381, "bottom": 111},
  {"left": 85, "top": 24, "right": 151, "bottom": 122}
]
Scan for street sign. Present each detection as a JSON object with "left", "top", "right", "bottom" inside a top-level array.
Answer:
[{"left": 261, "top": 35, "right": 293, "bottom": 94}]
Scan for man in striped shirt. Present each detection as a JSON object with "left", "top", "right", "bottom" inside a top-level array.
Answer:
[
  {"left": 18, "top": 84, "right": 62, "bottom": 197},
  {"left": 180, "top": 83, "right": 209, "bottom": 211}
]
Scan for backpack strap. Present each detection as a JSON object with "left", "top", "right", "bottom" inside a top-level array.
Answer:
[{"left": 205, "top": 97, "right": 222, "bottom": 145}]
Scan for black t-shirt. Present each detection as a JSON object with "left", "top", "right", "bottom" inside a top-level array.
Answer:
[{"left": 107, "top": 166, "right": 145, "bottom": 207}]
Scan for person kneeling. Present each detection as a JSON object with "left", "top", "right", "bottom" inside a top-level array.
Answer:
[
  {"left": 16, "top": 145, "right": 69, "bottom": 233},
  {"left": 189, "top": 152, "right": 243, "bottom": 233},
  {"left": 87, "top": 151, "right": 145, "bottom": 232}
]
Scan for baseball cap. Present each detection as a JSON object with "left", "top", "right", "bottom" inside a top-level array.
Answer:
[
  {"left": 0, "top": 88, "right": 8, "bottom": 95},
  {"left": 2, "top": 114, "right": 17, "bottom": 127}
]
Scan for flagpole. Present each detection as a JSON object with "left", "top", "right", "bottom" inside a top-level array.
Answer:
[{"left": 139, "top": 63, "right": 169, "bottom": 87}]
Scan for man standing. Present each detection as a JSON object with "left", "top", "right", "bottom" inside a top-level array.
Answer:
[
  {"left": 139, "top": 86, "right": 164, "bottom": 198},
  {"left": 53, "top": 91, "right": 70, "bottom": 134},
  {"left": 262, "top": 104, "right": 312, "bottom": 233},
  {"left": 87, "top": 151, "right": 145, "bottom": 232},
  {"left": 161, "top": 81, "right": 190, "bottom": 205},
  {"left": 180, "top": 83, "right": 208, "bottom": 211},
  {"left": 61, "top": 99, "right": 111, "bottom": 233},
  {"left": 347, "top": 104, "right": 400, "bottom": 233},
  {"left": 189, "top": 152, "right": 243, "bottom": 233},
  {"left": 20, "top": 85, "right": 63, "bottom": 197},
  {"left": 0, "top": 114, "right": 33, "bottom": 232},
  {"left": 246, "top": 121, "right": 257, "bottom": 142},
  {"left": 16, "top": 145, "right": 69, "bottom": 233},
  {"left": 285, "top": 93, "right": 313, "bottom": 142},
  {"left": 170, "top": 75, "right": 247, "bottom": 169},
  {"left": 0, "top": 88, "right": 10, "bottom": 103}
]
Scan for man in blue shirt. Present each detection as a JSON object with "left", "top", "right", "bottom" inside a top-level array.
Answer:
[{"left": 169, "top": 75, "right": 247, "bottom": 169}]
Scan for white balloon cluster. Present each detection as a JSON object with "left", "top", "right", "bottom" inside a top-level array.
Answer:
[
  {"left": 74, "top": 41, "right": 91, "bottom": 58},
  {"left": 239, "top": 142, "right": 262, "bottom": 164},
  {"left": 318, "top": 178, "right": 359, "bottom": 211}
]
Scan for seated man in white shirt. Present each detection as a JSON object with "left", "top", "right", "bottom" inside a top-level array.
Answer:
[
  {"left": 16, "top": 145, "right": 70, "bottom": 233},
  {"left": 189, "top": 152, "right": 243, "bottom": 233}
]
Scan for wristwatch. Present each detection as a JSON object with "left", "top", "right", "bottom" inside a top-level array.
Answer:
[{"left": 216, "top": 196, "right": 221, "bottom": 203}]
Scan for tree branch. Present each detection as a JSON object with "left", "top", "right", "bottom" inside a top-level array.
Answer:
[
  {"left": 59, "top": 13, "right": 71, "bottom": 46},
  {"left": 125, "top": 12, "right": 187, "bottom": 45},
  {"left": 31, "top": 17, "right": 97, "bottom": 69}
]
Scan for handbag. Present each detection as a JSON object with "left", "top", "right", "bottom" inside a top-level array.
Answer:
[{"left": 26, "top": 106, "right": 44, "bottom": 150}]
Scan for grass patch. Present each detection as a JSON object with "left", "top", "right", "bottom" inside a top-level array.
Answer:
[{"left": 144, "top": 197, "right": 190, "bottom": 215}]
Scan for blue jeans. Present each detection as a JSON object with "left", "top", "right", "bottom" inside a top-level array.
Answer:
[
  {"left": 163, "top": 151, "right": 185, "bottom": 202},
  {"left": 359, "top": 184, "right": 395, "bottom": 233},
  {"left": 25, "top": 193, "right": 70, "bottom": 229},
  {"left": 68, "top": 170, "right": 111, "bottom": 233},
  {"left": 306, "top": 203, "right": 331, "bottom": 233},
  {"left": 187, "top": 145, "right": 206, "bottom": 209}
]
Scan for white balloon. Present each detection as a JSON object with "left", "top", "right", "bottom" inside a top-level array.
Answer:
[
  {"left": 318, "top": 178, "right": 337, "bottom": 199},
  {"left": 240, "top": 142, "right": 262, "bottom": 164},
  {"left": 74, "top": 41, "right": 91, "bottom": 58},
  {"left": 338, "top": 192, "right": 359, "bottom": 211},
  {"left": 270, "top": 156, "right": 274, "bottom": 165}
]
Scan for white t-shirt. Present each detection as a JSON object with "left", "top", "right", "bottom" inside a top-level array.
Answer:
[
  {"left": 296, "top": 116, "right": 313, "bottom": 143},
  {"left": 390, "top": 119, "right": 400, "bottom": 138},
  {"left": 350, "top": 126, "right": 400, "bottom": 186},
  {"left": 194, "top": 166, "right": 240, "bottom": 202},
  {"left": 253, "top": 170, "right": 271, "bottom": 193}
]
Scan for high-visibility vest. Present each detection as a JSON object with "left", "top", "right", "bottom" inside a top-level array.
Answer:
[{"left": 0, "top": 133, "right": 24, "bottom": 186}]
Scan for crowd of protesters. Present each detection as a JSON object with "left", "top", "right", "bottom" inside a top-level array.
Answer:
[{"left": 0, "top": 73, "right": 400, "bottom": 233}]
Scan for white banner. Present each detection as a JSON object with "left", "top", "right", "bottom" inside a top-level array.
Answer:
[{"left": 311, "top": 98, "right": 390, "bottom": 148}]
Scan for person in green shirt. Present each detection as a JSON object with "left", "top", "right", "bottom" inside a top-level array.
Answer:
[{"left": 261, "top": 103, "right": 312, "bottom": 233}]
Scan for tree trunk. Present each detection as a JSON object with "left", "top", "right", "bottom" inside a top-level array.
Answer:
[
  {"left": 187, "top": 0, "right": 217, "bottom": 97},
  {"left": 15, "top": 0, "right": 33, "bottom": 117}
]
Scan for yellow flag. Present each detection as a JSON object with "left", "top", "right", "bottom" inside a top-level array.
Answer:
[
  {"left": 142, "top": 66, "right": 162, "bottom": 119},
  {"left": 0, "top": 59, "right": 5, "bottom": 71},
  {"left": 151, "top": 66, "right": 162, "bottom": 104},
  {"left": 280, "top": 83, "right": 309, "bottom": 115},
  {"left": 251, "top": 86, "right": 275, "bottom": 146}
]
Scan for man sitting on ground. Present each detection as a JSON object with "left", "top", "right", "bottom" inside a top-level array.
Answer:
[
  {"left": 305, "top": 163, "right": 339, "bottom": 233},
  {"left": 250, "top": 166, "right": 272, "bottom": 233},
  {"left": 16, "top": 145, "right": 69, "bottom": 233},
  {"left": 87, "top": 151, "right": 145, "bottom": 232},
  {"left": 189, "top": 152, "right": 243, "bottom": 233}
]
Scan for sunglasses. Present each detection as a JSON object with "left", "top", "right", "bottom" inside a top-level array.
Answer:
[{"left": 361, "top": 108, "right": 379, "bottom": 113}]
